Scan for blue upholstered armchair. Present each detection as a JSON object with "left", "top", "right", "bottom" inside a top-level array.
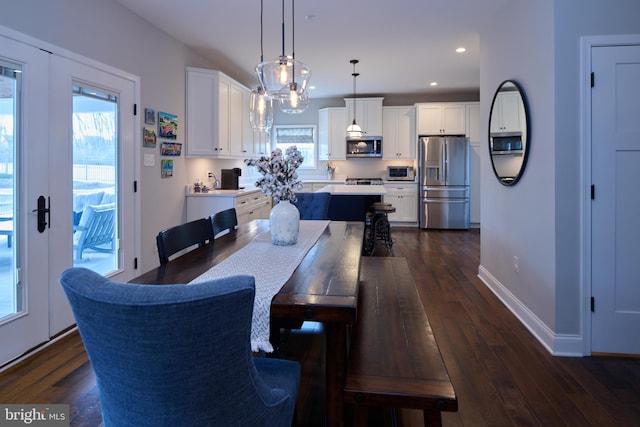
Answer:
[
  {"left": 292, "top": 192, "right": 331, "bottom": 220},
  {"left": 60, "top": 267, "right": 300, "bottom": 427}
]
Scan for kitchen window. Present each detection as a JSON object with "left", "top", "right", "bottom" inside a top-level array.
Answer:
[{"left": 272, "top": 125, "right": 316, "bottom": 169}]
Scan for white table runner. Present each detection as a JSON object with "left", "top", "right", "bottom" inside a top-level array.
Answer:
[{"left": 190, "top": 220, "right": 330, "bottom": 352}]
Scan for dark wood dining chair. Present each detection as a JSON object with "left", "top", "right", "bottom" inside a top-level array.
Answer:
[
  {"left": 156, "top": 218, "right": 214, "bottom": 265},
  {"left": 210, "top": 208, "right": 238, "bottom": 238}
]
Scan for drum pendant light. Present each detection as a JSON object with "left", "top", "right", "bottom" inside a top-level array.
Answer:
[
  {"left": 256, "top": 0, "right": 311, "bottom": 114},
  {"left": 250, "top": 0, "right": 273, "bottom": 131},
  {"left": 347, "top": 59, "right": 364, "bottom": 138}
]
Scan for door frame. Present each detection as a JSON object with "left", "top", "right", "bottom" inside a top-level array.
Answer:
[{"left": 580, "top": 34, "right": 640, "bottom": 356}]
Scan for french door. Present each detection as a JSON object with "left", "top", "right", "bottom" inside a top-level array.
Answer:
[
  {"left": 0, "top": 34, "right": 50, "bottom": 366},
  {"left": 0, "top": 32, "right": 139, "bottom": 366}
]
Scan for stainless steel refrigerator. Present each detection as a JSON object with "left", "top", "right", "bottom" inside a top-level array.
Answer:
[{"left": 418, "top": 136, "right": 470, "bottom": 229}]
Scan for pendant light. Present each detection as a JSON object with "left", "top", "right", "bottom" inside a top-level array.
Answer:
[
  {"left": 347, "top": 59, "right": 364, "bottom": 138},
  {"left": 256, "top": 0, "right": 311, "bottom": 114},
  {"left": 249, "top": 0, "right": 273, "bottom": 131}
]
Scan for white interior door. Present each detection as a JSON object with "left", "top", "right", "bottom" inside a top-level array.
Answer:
[
  {"left": 591, "top": 44, "right": 640, "bottom": 354},
  {"left": 0, "top": 32, "right": 139, "bottom": 366}
]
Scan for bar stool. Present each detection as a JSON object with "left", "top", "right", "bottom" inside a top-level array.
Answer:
[{"left": 365, "top": 203, "right": 396, "bottom": 256}]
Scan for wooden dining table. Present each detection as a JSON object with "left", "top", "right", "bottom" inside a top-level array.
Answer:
[{"left": 129, "top": 219, "right": 364, "bottom": 427}]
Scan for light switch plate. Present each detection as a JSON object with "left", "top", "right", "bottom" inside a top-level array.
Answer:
[{"left": 144, "top": 153, "right": 155, "bottom": 167}]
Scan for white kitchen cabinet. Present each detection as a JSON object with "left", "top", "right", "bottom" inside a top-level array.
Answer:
[
  {"left": 383, "top": 183, "right": 418, "bottom": 223},
  {"left": 344, "top": 97, "right": 384, "bottom": 136},
  {"left": 490, "top": 91, "right": 524, "bottom": 133},
  {"left": 186, "top": 190, "right": 271, "bottom": 226},
  {"left": 465, "top": 103, "right": 481, "bottom": 141},
  {"left": 235, "top": 192, "right": 272, "bottom": 224},
  {"left": 382, "top": 106, "right": 416, "bottom": 159},
  {"left": 231, "top": 88, "right": 256, "bottom": 158},
  {"left": 296, "top": 182, "right": 312, "bottom": 192},
  {"left": 296, "top": 181, "right": 343, "bottom": 192},
  {"left": 185, "top": 67, "right": 251, "bottom": 158},
  {"left": 416, "top": 103, "right": 466, "bottom": 135},
  {"left": 318, "top": 107, "right": 347, "bottom": 160},
  {"left": 253, "top": 129, "right": 270, "bottom": 157}
]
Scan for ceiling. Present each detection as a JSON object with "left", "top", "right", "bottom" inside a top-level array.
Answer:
[{"left": 114, "top": 0, "right": 509, "bottom": 99}]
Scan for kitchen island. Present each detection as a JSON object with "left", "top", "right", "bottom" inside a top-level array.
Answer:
[{"left": 315, "top": 184, "right": 386, "bottom": 221}]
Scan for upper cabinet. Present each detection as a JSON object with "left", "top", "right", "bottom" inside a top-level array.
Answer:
[
  {"left": 186, "top": 67, "right": 255, "bottom": 158},
  {"left": 344, "top": 97, "right": 384, "bottom": 136},
  {"left": 382, "top": 106, "right": 416, "bottom": 159},
  {"left": 489, "top": 91, "right": 525, "bottom": 134},
  {"left": 416, "top": 102, "right": 466, "bottom": 135},
  {"left": 465, "top": 103, "right": 481, "bottom": 143},
  {"left": 231, "top": 88, "right": 256, "bottom": 158},
  {"left": 318, "top": 107, "right": 347, "bottom": 161}
]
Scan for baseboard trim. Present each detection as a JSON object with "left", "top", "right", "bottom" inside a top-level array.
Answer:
[{"left": 477, "top": 265, "right": 585, "bottom": 357}]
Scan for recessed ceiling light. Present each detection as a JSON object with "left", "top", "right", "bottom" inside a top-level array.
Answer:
[
  {"left": 308, "top": 85, "right": 316, "bottom": 90},
  {"left": 430, "top": 82, "right": 438, "bottom": 86},
  {"left": 305, "top": 15, "right": 316, "bottom": 21},
  {"left": 456, "top": 47, "right": 466, "bottom": 53}
]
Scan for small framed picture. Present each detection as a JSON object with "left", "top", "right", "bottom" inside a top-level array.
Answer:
[
  {"left": 143, "top": 127, "right": 157, "bottom": 148},
  {"left": 161, "top": 159, "right": 173, "bottom": 178},
  {"left": 158, "top": 111, "right": 177, "bottom": 139},
  {"left": 144, "top": 108, "right": 156, "bottom": 125},
  {"left": 161, "top": 142, "right": 182, "bottom": 156}
]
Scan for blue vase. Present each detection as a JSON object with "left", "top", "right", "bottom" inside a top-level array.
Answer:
[{"left": 270, "top": 200, "right": 300, "bottom": 245}]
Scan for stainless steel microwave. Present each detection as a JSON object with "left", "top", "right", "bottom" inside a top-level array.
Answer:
[
  {"left": 490, "top": 132, "right": 523, "bottom": 154},
  {"left": 386, "top": 166, "right": 415, "bottom": 181},
  {"left": 346, "top": 136, "right": 382, "bottom": 158}
]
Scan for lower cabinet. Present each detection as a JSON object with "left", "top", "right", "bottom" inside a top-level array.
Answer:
[
  {"left": 186, "top": 190, "right": 271, "bottom": 225},
  {"left": 297, "top": 181, "right": 343, "bottom": 192},
  {"left": 235, "top": 192, "right": 272, "bottom": 224},
  {"left": 383, "top": 183, "right": 418, "bottom": 224}
]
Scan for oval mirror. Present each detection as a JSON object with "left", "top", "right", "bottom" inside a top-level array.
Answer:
[{"left": 488, "top": 80, "right": 530, "bottom": 186}]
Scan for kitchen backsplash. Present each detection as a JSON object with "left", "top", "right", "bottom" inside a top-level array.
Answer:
[{"left": 187, "top": 156, "right": 416, "bottom": 187}]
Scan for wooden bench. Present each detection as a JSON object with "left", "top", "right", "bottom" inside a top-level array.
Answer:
[{"left": 344, "top": 257, "right": 457, "bottom": 427}]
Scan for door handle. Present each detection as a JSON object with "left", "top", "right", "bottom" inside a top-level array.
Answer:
[{"left": 32, "top": 195, "right": 50, "bottom": 233}]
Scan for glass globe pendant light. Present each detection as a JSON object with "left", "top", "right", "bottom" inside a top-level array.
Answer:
[
  {"left": 347, "top": 59, "right": 364, "bottom": 138},
  {"left": 256, "top": 0, "right": 311, "bottom": 114},
  {"left": 249, "top": 85, "right": 273, "bottom": 131},
  {"left": 249, "top": 0, "right": 273, "bottom": 131}
]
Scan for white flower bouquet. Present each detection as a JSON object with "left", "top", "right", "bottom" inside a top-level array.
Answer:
[{"left": 245, "top": 146, "right": 304, "bottom": 203}]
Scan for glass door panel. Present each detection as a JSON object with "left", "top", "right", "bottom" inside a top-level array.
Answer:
[
  {"left": 0, "top": 61, "right": 18, "bottom": 321},
  {"left": 72, "top": 85, "right": 118, "bottom": 275}
]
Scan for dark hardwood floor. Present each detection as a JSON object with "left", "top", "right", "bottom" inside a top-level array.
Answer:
[{"left": 1, "top": 227, "right": 639, "bottom": 426}]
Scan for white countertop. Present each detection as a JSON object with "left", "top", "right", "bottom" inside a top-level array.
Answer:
[
  {"left": 185, "top": 186, "right": 261, "bottom": 197},
  {"left": 315, "top": 184, "right": 386, "bottom": 195}
]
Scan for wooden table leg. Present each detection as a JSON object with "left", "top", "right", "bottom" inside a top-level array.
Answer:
[
  {"left": 423, "top": 408, "right": 442, "bottom": 427},
  {"left": 325, "top": 322, "right": 347, "bottom": 427}
]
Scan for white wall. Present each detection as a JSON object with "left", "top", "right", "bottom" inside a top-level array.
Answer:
[
  {"left": 553, "top": 0, "right": 640, "bottom": 342},
  {"left": 0, "top": 0, "right": 216, "bottom": 273},
  {"left": 479, "top": 1, "right": 557, "bottom": 348},
  {"left": 480, "top": 0, "right": 640, "bottom": 355}
]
